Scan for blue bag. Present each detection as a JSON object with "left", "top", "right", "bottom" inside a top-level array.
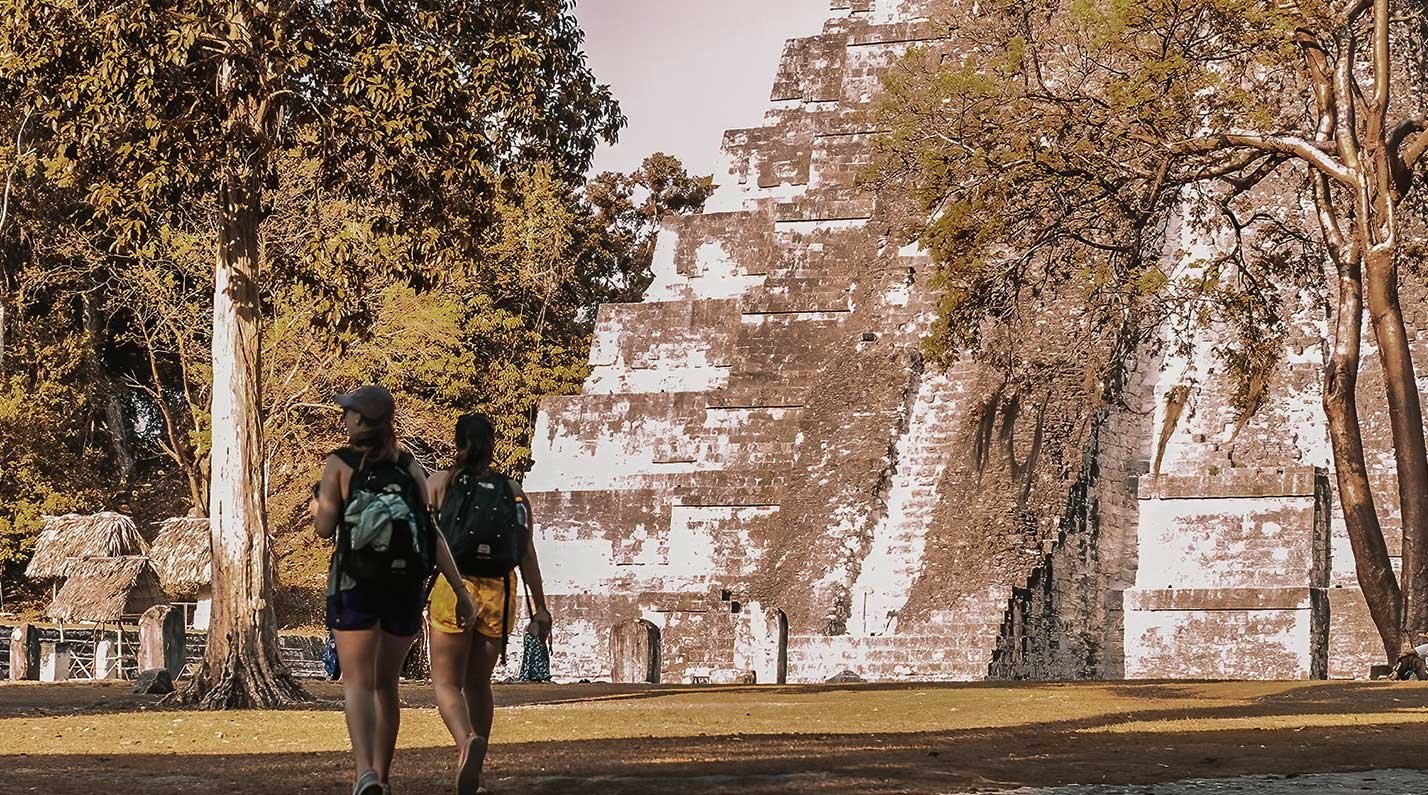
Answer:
[{"left": 322, "top": 631, "right": 341, "bottom": 680}]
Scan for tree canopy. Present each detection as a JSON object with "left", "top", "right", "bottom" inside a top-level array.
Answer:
[{"left": 0, "top": 0, "right": 672, "bottom": 704}]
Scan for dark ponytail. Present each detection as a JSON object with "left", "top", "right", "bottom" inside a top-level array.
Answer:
[
  {"left": 454, "top": 413, "right": 496, "bottom": 473},
  {"left": 349, "top": 416, "right": 399, "bottom": 464}
]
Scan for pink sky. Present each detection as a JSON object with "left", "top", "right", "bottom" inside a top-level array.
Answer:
[{"left": 575, "top": 0, "right": 831, "bottom": 178}]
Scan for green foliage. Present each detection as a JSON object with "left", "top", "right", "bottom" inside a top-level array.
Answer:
[
  {"left": 874, "top": 0, "right": 1332, "bottom": 410},
  {"left": 0, "top": 0, "right": 627, "bottom": 345},
  {"left": 0, "top": 309, "right": 104, "bottom": 572},
  {"left": 262, "top": 154, "right": 712, "bottom": 613},
  {"left": 577, "top": 152, "right": 716, "bottom": 304}
]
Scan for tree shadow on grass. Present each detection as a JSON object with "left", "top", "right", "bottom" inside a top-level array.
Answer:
[
  {"left": 7, "top": 719, "right": 1428, "bottom": 794},
  {"left": 7, "top": 678, "right": 1428, "bottom": 723},
  {"left": 7, "top": 683, "right": 1428, "bottom": 794}
]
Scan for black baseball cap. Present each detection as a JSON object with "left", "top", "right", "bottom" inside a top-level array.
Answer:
[{"left": 334, "top": 384, "right": 395, "bottom": 422}]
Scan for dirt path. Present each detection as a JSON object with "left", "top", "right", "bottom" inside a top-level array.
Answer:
[{"left": 3, "top": 680, "right": 1427, "bottom": 794}]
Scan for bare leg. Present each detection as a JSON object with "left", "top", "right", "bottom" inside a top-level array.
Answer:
[
  {"left": 430, "top": 623, "right": 475, "bottom": 743},
  {"left": 466, "top": 635, "right": 504, "bottom": 739},
  {"left": 334, "top": 629, "right": 381, "bottom": 779},
  {"left": 372, "top": 631, "right": 417, "bottom": 782}
]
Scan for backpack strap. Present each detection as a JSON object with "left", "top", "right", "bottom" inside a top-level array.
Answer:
[
  {"left": 331, "top": 447, "right": 367, "bottom": 500},
  {"left": 329, "top": 446, "right": 383, "bottom": 565},
  {"left": 499, "top": 569, "right": 512, "bottom": 666}
]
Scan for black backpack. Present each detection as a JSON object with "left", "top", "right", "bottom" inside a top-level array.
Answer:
[
  {"left": 438, "top": 468, "right": 528, "bottom": 578},
  {"left": 335, "top": 449, "right": 437, "bottom": 588}
]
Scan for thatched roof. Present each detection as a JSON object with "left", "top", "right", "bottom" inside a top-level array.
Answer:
[
  {"left": 149, "top": 517, "right": 212, "bottom": 591},
  {"left": 47, "top": 556, "right": 166, "bottom": 624},
  {"left": 24, "top": 512, "right": 149, "bottom": 580}
]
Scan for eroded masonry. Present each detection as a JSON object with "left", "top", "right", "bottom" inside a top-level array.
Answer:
[{"left": 522, "top": 0, "right": 1393, "bottom": 683}]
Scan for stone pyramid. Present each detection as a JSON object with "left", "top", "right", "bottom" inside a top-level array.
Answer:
[{"left": 523, "top": 0, "right": 1389, "bottom": 684}]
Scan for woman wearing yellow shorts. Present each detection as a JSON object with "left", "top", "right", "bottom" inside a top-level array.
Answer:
[{"left": 428, "top": 414, "right": 551, "bottom": 795}]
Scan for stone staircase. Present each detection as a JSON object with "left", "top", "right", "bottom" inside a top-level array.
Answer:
[
  {"left": 522, "top": 0, "right": 1092, "bottom": 684},
  {"left": 847, "top": 368, "right": 966, "bottom": 636}
]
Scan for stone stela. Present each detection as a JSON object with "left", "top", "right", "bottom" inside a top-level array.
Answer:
[{"left": 521, "top": 0, "right": 1389, "bottom": 685}]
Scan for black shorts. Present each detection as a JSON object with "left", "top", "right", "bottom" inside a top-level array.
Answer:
[{"left": 326, "top": 585, "right": 426, "bottom": 637}]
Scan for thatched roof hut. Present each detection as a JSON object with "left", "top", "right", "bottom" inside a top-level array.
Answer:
[
  {"left": 47, "top": 556, "right": 166, "bottom": 624},
  {"left": 24, "top": 512, "right": 149, "bottom": 580},
  {"left": 148, "top": 517, "right": 212, "bottom": 594}
]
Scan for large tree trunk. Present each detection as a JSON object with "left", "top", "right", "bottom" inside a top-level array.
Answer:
[
  {"left": 1324, "top": 252, "right": 1402, "bottom": 660},
  {"left": 177, "top": 17, "right": 305, "bottom": 705},
  {"left": 178, "top": 175, "right": 305, "bottom": 708},
  {"left": 1363, "top": 244, "right": 1428, "bottom": 650}
]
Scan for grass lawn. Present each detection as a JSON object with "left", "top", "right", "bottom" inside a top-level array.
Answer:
[{"left": 3, "top": 679, "right": 1427, "bottom": 793}]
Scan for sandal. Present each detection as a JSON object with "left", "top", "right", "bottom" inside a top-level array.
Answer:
[
  {"left": 352, "top": 770, "right": 383, "bottom": 795},
  {"left": 457, "top": 733, "right": 488, "bottom": 795}
]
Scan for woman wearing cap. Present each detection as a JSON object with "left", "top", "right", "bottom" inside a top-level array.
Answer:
[
  {"left": 314, "top": 385, "right": 476, "bottom": 795},
  {"left": 427, "top": 413, "right": 552, "bottom": 795}
]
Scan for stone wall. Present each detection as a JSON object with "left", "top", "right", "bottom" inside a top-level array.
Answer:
[
  {"left": 4, "top": 623, "right": 331, "bottom": 681},
  {"left": 2, "top": 625, "right": 141, "bottom": 680},
  {"left": 1122, "top": 469, "right": 1331, "bottom": 679},
  {"left": 1053, "top": 201, "right": 1424, "bottom": 679}
]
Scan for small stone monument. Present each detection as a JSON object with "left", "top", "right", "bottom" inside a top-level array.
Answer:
[
  {"left": 94, "top": 637, "right": 122, "bottom": 680},
  {"left": 138, "top": 604, "right": 185, "bottom": 677},
  {"left": 9, "top": 624, "right": 37, "bottom": 681},
  {"left": 38, "top": 641, "right": 71, "bottom": 683}
]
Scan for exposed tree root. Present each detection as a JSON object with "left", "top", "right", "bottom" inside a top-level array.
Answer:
[{"left": 170, "top": 635, "right": 310, "bottom": 709}]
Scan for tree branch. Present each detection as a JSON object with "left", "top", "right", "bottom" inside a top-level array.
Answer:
[
  {"left": 1403, "top": 130, "right": 1428, "bottom": 171},
  {"left": 1371, "top": 0, "right": 1390, "bottom": 117},
  {"left": 1340, "top": 0, "right": 1374, "bottom": 25},
  {"left": 1314, "top": 173, "right": 1349, "bottom": 264},
  {"left": 1169, "top": 134, "right": 1353, "bottom": 185},
  {"left": 0, "top": 109, "right": 35, "bottom": 239},
  {"left": 1388, "top": 118, "right": 1427, "bottom": 197},
  {"left": 1335, "top": 24, "right": 1364, "bottom": 170}
]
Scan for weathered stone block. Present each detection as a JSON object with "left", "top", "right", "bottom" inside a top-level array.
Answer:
[
  {"left": 94, "top": 638, "right": 122, "bottom": 680},
  {"left": 1124, "top": 606, "right": 1314, "bottom": 679},
  {"left": 139, "top": 604, "right": 186, "bottom": 678},
  {"left": 38, "top": 641, "right": 70, "bottom": 683},
  {"left": 131, "top": 668, "right": 175, "bottom": 695},
  {"left": 9, "top": 623, "right": 38, "bottom": 681}
]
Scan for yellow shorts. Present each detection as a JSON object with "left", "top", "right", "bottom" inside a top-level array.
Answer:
[{"left": 429, "top": 574, "right": 520, "bottom": 637}]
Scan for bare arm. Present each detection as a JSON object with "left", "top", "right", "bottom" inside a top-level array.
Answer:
[
  {"left": 313, "top": 455, "right": 346, "bottom": 540},
  {"left": 426, "top": 468, "right": 450, "bottom": 512},
  {"left": 514, "top": 481, "right": 552, "bottom": 636},
  {"left": 433, "top": 532, "right": 474, "bottom": 623},
  {"left": 412, "top": 462, "right": 475, "bottom": 625}
]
